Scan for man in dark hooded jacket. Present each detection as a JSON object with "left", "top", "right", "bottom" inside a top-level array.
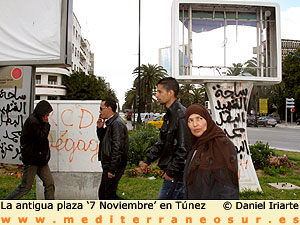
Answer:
[{"left": 5, "top": 100, "right": 55, "bottom": 199}]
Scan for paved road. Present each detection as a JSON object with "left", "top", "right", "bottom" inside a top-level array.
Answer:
[
  {"left": 247, "top": 125, "right": 300, "bottom": 152},
  {"left": 127, "top": 121, "right": 300, "bottom": 151}
]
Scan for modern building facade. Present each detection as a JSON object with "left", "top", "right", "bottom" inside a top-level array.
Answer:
[
  {"left": 35, "top": 13, "right": 94, "bottom": 100},
  {"left": 281, "top": 39, "right": 300, "bottom": 58}
]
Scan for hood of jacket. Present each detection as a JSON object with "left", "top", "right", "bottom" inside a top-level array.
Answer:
[{"left": 33, "top": 100, "right": 53, "bottom": 120}]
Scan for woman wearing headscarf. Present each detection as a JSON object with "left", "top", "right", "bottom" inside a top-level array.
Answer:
[{"left": 184, "top": 104, "right": 239, "bottom": 199}]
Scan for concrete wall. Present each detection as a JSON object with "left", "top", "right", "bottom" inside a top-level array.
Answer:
[{"left": 36, "top": 172, "right": 102, "bottom": 200}]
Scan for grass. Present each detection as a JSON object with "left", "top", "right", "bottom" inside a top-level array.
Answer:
[
  {"left": 119, "top": 149, "right": 300, "bottom": 200},
  {"left": 117, "top": 176, "right": 163, "bottom": 200},
  {"left": 1, "top": 149, "right": 300, "bottom": 200},
  {"left": 0, "top": 176, "right": 36, "bottom": 200},
  {"left": 239, "top": 149, "right": 300, "bottom": 200}
]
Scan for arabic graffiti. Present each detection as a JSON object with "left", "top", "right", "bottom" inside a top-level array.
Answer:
[
  {"left": 207, "top": 83, "right": 253, "bottom": 173},
  {"left": 0, "top": 86, "right": 27, "bottom": 162}
]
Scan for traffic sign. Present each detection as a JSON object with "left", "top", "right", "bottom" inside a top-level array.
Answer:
[
  {"left": 286, "top": 98, "right": 295, "bottom": 108},
  {"left": 287, "top": 105, "right": 295, "bottom": 109},
  {"left": 286, "top": 98, "right": 295, "bottom": 105},
  {"left": 259, "top": 98, "right": 268, "bottom": 114}
]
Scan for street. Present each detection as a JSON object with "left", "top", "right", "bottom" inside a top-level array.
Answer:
[
  {"left": 247, "top": 125, "right": 300, "bottom": 152},
  {"left": 127, "top": 122, "right": 300, "bottom": 151}
]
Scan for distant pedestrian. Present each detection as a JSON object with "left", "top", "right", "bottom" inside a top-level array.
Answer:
[
  {"left": 97, "top": 97, "right": 129, "bottom": 200},
  {"left": 184, "top": 104, "right": 239, "bottom": 199},
  {"left": 5, "top": 100, "right": 55, "bottom": 200}
]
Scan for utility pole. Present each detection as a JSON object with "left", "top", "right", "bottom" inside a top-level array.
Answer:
[
  {"left": 137, "top": 0, "right": 142, "bottom": 125},
  {"left": 286, "top": 98, "right": 295, "bottom": 124}
]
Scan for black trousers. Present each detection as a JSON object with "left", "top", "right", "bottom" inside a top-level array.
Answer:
[{"left": 98, "top": 166, "right": 126, "bottom": 200}]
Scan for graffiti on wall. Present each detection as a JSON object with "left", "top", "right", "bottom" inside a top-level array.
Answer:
[
  {"left": 0, "top": 87, "right": 26, "bottom": 162},
  {"left": 0, "top": 66, "right": 33, "bottom": 165},
  {"left": 207, "top": 82, "right": 254, "bottom": 181},
  {"left": 48, "top": 107, "right": 99, "bottom": 164}
]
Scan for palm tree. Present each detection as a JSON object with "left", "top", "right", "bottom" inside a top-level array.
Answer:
[
  {"left": 178, "top": 84, "right": 195, "bottom": 107},
  {"left": 124, "top": 88, "right": 136, "bottom": 110},
  {"left": 226, "top": 63, "right": 244, "bottom": 76},
  {"left": 133, "top": 64, "right": 167, "bottom": 112},
  {"left": 244, "top": 57, "right": 258, "bottom": 76},
  {"left": 191, "top": 85, "right": 206, "bottom": 104}
]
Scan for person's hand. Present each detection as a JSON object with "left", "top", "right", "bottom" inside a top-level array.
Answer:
[
  {"left": 97, "top": 115, "right": 105, "bottom": 128},
  {"left": 108, "top": 172, "right": 115, "bottom": 179},
  {"left": 139, "top": 161, "right": 148, "bottom": 174},
  {"left": 162, "top": 173, "right": 174, "bottom": 181}
]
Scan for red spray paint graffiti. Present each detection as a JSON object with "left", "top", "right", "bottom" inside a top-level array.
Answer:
[{"left": 48, "top": 108, "right": 98, "bottom": 163}]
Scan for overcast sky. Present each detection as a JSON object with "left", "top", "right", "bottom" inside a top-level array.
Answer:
[{"left": 73, "top": 0, "right": 300, "bottom": 106}]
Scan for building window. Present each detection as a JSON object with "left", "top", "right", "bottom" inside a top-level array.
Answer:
[
  {"left": 48, "top": 76, "right": 57, "bottom": 85},
  {"left": 48, "top": 96, "right": 58, "bottom": 100},
  {"left": 36, "top": 75, "right": 41, "bottom": 84},
  {"left": 35, "top": 95, "right": 40, "bottom": 100}
]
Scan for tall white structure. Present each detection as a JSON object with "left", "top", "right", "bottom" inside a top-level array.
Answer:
[
  {"left": 171, "top": 0, "right": 281, "bottom": 192},
  {"left": 35, "top": 13, "right": 94, "bottom": 100}
]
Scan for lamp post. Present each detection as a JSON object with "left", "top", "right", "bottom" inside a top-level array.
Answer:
[
  {"left": 137, "top": 0, "right": 142, "bottom": 125},
  {"left": 287, "top": 51, "right": 298, "bottom": 124},
  {"left": 289, "top": 51, "right": 300, "bottom": 59}
]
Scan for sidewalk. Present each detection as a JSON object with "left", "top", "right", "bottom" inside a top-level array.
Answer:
[{"left": 277, "top": 123, "right": 300, "bottom": 129}]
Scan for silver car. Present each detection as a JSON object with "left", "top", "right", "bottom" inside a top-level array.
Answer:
[{"left": 257, "top": 116, "right": 277, "bottom": 127}]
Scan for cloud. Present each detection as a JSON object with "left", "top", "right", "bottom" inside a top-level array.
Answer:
[{"left": 281, "top": 7, "right": 300, "bottom": 39}]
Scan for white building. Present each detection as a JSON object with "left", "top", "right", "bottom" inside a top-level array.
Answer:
[{"left": 35, "top": 13, "right": 94, "bottom": 100}]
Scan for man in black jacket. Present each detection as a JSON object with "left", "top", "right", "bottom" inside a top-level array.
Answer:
[
  {"left": 139, "top": 77, "right": 190, "bottom": 199},
  {"left": 96, "top": 97, "right": 128, "bottom": 200},
  {"left": 5, "top": 100, "right": 55, "bottom": 199}
]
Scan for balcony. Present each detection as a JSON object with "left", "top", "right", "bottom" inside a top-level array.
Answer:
[
  {"left": 48, "top": 81, "right": 57, "bottom": 85},
  {"left": 81, "top": 37, "right": 87, "bottom": 48}
]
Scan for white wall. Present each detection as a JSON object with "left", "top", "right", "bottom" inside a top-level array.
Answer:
[
  {"left": 40, "top": 100, "right": 102, "bottom": 172},
  {"left": 35, "top": 100, "right": 103, "bottom": 200}
]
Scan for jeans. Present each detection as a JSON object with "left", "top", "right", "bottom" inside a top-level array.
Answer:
[
  {"left": 157, "top": 179, "right": 184, "bottom": 200},
  {"left": 5, "top": 164, "right": 55, "bottom": 200}
]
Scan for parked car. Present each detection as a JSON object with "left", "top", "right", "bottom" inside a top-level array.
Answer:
[
  {"left": 147, "top": 115, "right": 164, "bottom": 128},
  {"left": 247, "top": 115, "right": 257, "bottom": 127},
  {"left": 143, "top": 113, "right": 155, "bottom": 124},
  {"left": 268, "top": 113, "right": 281, "bottom": 123},
  {"left": 120, "top": 114, "right": 127, "bottom": 124},
  {"left": 257, "top": 116, "right": 277, "bottom": 127}
]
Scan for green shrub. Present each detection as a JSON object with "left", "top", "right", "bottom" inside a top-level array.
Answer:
[
  {"left": 127, "top": 125, "right": 159, "bottom": 167},
  {"left": 263, "top": 166, "right": 291, "bottom": 176},
  {"left": 250, "top": 141, "right": 276, "bottom": 170}
]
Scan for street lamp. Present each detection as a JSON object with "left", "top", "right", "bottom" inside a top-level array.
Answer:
[
  {"left": 287, "top": 51, "right": 298, "bottom": 124},
  {"left": 137, "top": 0, "right": 142, "bottom": 125},
  {"left": 289, "top": 51, "right": 300, "bottom": 59}
]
